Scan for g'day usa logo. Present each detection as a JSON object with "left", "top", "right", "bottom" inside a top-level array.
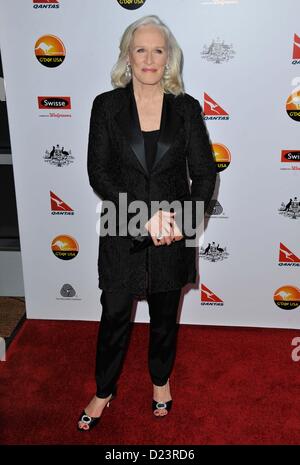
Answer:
[
  {"left": 38, "top": 96, "right": 71, "bottom": 118},
  {"left": 117, "top": 0, "right": 146, "bottom": 10},
  {"left": 51, "top": 234, "right": 79, "bottom": 260},
  {"left": 35, "top": 35, "right": 65, "bottom": 68},
  {"left": 212, "top": 143, "right": 231, "bottom": 172},
  {"left": 33, "top": 0, "right": 60, "bottom": 8},
  {"left": 286, "top": 91, "right": 300, "bottom": 122},
  {"left": 274, "top": 285, "right": 300, "bottom": 310}
]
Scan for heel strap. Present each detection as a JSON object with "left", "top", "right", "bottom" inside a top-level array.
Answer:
[{"left": 152, "top": 399, "right": 172, "bottom": 411}]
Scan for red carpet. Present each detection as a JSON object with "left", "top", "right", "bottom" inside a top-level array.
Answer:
[{"left": 1, "top": 319, "right": 300, "bottom": 445}]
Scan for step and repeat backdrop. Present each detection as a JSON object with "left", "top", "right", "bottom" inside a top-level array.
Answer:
[{"left": 0, "top": 0, "right": 299, "bottom": 327}]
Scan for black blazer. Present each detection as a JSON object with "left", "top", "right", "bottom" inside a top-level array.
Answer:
[{"left": 87, "top": 81, "right": 217, "bottom": 296}]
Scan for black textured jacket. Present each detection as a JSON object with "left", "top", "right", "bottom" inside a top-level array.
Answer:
[{"left": 87, "top": 81, "right": 217, "bottom": 296}]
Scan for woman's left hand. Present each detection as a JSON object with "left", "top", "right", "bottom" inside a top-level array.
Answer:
[
  {"left": 157, "top": 218, "right": 184, "bottom": 246},
  {"left": 145, "top": 210, "right": 184, "bottom": 246}
]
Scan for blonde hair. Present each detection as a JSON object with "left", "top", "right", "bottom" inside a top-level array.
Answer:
[{"left": 111, "top": 15, "right": 184, "bottom": 96}]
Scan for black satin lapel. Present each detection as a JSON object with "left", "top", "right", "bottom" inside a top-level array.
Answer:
[
  {"left": 129, "top": 92, "right": 149, "bottom": 176},
  {"left": 152, "top": 94, "right": 183, "bottom": 172},
  {"left": 114, "top": 85, "right": 149, "bottom": 177},
  {"left": 114, "top": 85, "right": 183, "bottom": 176}
]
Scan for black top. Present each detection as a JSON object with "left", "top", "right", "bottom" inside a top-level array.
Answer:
[{"left": 142, "top": 129, "right": 160, "bottom": 173}]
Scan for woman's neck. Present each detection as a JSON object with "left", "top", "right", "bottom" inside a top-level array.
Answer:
[{"left": 132, "top": 79, "right": 163, "bottom": 103}]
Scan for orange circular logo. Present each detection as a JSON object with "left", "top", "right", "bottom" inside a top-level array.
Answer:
[
  {"left": 212, "top": 143, "right": 231, "bottom": 172},
  {"left": 286, "top": 91, "right": 300, "bottom": 121},
  {"left": 35, "top": 35, "right": 66, "bottom": 67},
  {"left": 51, "top": 235, "right": 79, "bottom": 260},
  {"left": 117, "top": 0, "right": 146, "bottom": 9},
  {"left": 274, "top": 285, "right": 300, "bottom": 310}
]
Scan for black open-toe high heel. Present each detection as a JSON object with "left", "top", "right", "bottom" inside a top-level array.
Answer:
[
  {"left": 152, "top": 399, "right": 173, "bottom": 417},
  {"left": 77, "top": 389, "right": 116, "bottom": 432}
]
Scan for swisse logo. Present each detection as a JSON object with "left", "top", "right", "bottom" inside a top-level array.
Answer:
[
  {"left": 280, "top": 150, "right": 300, "bottom": 171},
  {"left": 38, "top": 97, "right": 71, "bottom": 109},
  {"left": 274, "top": 285, "right": 300, "bottom": 310},
  {"left": 279, "top": 243, "right": 300, "bottom": 266},
  {"left": 201, "top": 284, "right": 224, "bottom": 306},
  {"left": 203, "top": 93, "right": 229, "bottom": 120},
  {"left": 212, "top": 143, "right": 231, "bottom": 172},
  {"left": 35, "top": 34, "right": 65, "bottom": 67},
  {"left": 33, "top": 0, "right": 59, "bottom": 8},
  {"left": 292, "top": 33, "right": 300, "bottom": 64},
  {"left": 117, "top": 0, "right": 146, "bottom": 9},
  {"left": 51, "top": 234, "right": 79, "bottom": 260},
  {"left": 281, "top": 150, "right": 300, "bottom": 162}
]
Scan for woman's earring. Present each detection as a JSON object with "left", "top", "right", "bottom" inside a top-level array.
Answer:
[
  {"left": 125, "top": 63, "right": 132, "bottom": 79},
  {"left": 164, "top": 63, "right": 170, "bottom": 77}
]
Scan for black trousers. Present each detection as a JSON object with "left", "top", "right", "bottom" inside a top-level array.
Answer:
[{"left": 95, "top": 288, "right": 182, "bottom": 398}]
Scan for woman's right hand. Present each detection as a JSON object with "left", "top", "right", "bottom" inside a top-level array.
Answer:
[{"left": 144, "top": 209, "right": 183, "bottom": 246}]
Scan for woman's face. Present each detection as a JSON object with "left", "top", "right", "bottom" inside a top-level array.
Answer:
[{"left": 128, "top": 25, "right": 168, "bottom": 87}]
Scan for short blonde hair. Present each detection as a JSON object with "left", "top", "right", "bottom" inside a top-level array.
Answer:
[{"left": 111, "top": 15, "right": 184, "bottom": 96}]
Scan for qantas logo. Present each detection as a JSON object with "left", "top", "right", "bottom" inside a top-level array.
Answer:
[
  {"left": 50, "top": 191, "right": 74, "bottom": 215},
  {"left": 279, "top": 243, "right": 300, "bottom": 266},
  {"left": 292, "top": 33, "right": 300, "bottom": 64},
  {"left": 203, "top": 93, "right": 229, "bottom": 120},
  {"left": 33, "top": 0, "right": 59, "bottom": 8},
  {"left": 201, "top": 284, "right": 224, "bottom": 306}
]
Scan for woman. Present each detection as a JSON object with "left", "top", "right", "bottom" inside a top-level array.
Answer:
[{"left": 78, "top": 15, "right": 216, "bottom": 431}]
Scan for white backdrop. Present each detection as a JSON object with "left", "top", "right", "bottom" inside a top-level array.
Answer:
[{"left": 0, "top": 0, "right": 299, "bottom": 328}]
